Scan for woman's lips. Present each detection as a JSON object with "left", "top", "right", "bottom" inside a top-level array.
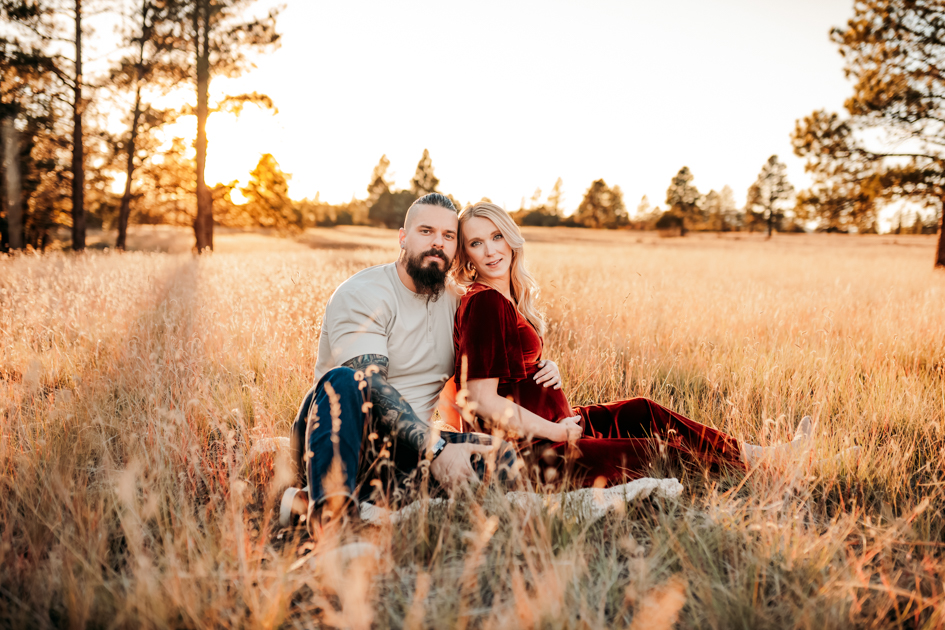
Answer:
[{"left": 486, "top": 258, "right": 502, "bottom": 268}]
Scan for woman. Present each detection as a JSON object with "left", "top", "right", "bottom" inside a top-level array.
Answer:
[{"left": 450, "top": 202, "right": 810, "bottom": 487}]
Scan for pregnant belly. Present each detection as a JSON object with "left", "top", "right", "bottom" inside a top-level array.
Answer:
[{"left": 500, "top": 377, "right": 573, "bottom": 422}]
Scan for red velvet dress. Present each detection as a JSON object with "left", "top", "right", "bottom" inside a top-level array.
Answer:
[{"left": 453, "top": 283, "right": 744, "bottom": 487}]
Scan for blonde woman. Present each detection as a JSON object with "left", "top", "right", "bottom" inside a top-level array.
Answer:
[{"left": 450, "top": 202, "right": 811, "bottom": 485}]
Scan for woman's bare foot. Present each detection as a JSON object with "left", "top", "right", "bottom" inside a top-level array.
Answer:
[
  {"left": 793, "top": 416, "right": 813, "bottom": 441},
  {"left": 741, "top": 416, "right": 813, "bottom": 467}
]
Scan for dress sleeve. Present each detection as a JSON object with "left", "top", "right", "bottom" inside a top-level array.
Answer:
[
  {"left": 456, "top": 289, "right": 528, "bottom": 382},
  {"left": 325, "top": 285, "right": 390, "bottom": 365}
]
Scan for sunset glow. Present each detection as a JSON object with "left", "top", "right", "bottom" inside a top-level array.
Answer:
[{"left": 153, "top": 0, "right": 857, "bottom": 216}]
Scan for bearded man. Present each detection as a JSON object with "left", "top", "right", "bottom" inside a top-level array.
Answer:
[{"left": 285, "top": 193, "right": 517, "bottom": 535}]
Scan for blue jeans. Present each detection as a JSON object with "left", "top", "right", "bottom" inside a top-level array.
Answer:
[
  {"left": 289, "top": 367, "right": 521, "bottom": 508},
  {"left": 290, "top": 367, "right": 367, "bottom": 507}
]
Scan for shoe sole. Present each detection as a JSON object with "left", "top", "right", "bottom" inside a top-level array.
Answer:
[{"left": 279, "top": 486, "right": 309, "bottom": 528}]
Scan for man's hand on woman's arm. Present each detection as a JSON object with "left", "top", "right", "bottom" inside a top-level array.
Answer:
[{"left": 341, "top": 354, "right": 482, "bottom": 487}]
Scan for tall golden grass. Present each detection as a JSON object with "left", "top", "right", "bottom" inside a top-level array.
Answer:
[{"left": 1, "top": 227, "right": 943, "bottom": 629}]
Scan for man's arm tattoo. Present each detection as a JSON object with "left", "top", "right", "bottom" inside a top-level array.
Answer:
[{"left": 341, "top": 354, "right": 430, "bottom": 456}]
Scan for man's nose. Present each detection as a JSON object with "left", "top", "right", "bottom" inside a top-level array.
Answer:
[{"left": 431, "top": 231, "right": 445, "bottom": 248}]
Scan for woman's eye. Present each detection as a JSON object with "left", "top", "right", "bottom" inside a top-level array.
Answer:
[{"left": 494, "top": 234, "right": 503, "bottom": 240}]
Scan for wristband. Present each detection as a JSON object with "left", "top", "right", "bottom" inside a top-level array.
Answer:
[{"left": 427, "top": 436, "right": 447, "bottom": 461}]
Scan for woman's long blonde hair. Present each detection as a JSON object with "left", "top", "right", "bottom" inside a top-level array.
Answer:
[{"left": 454, "top": 202, "right": 545, "bottom": 337}]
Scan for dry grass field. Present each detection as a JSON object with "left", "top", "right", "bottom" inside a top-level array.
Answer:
[{"left": 1, "top": 226, "right": 944, "bottom": 629}]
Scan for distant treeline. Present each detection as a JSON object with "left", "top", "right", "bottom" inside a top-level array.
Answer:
[
  {"left": 2, "top": 0, "right": 943, "bottom": 264},
  {"left": 206, "top": 151, "right": 940, "bottom": 237}
]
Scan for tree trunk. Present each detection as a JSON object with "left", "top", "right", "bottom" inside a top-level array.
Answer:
[
  {"left": 192, "top": 0, "right": 213, "bottom": 252},
  {"left": 116, "top": 86, "right": 142, "bottom": 251},
  {"left": 71, "top": 0, "right": 86, "bottom": 251},
  {"left": 936, "top": 196, "right": 945, "bottom": 268},
  {"left": 2, "top": 116, "right": 24, "bottom": 250}
]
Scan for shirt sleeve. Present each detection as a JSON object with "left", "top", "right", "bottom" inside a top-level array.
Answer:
[
  {"left": 325, "top": 285, "right": 390, "bottom": 365},
  {"left": 456, "top": 289, "right": 527, "bottom": 382}
]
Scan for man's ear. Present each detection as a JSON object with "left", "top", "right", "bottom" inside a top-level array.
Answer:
[{"left": 398, "top": 227, "right": 405, "bottom": 249}]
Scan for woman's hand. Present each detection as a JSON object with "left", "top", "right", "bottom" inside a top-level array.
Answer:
[
  {"left": 550, "top": 415, "right": 582, "bottom": 444},
  {"left": 533, "top": 359, "right": 562, "bottom": 389}
]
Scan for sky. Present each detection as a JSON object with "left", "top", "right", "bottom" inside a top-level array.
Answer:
[{"left": 178, "top": 0, "right": 857, "bottom": 216}]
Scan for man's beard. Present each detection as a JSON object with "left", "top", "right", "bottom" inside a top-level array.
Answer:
[{"left": 404, "top": 248, "right": 452, "bottom": 302}]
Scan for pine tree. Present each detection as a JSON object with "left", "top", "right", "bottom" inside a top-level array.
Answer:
[
  {"left": 664, "top": 166, "right": 702, "bottom": 235},
  {"left": 410, "top": 148, "right": 439, "bottom": 197},
  {"left": 718, "top": 185, "right": 740, "bottom": 231},
  {"left": 574, "top": 179, "right": 627, "bottom": 229},
  {"left": 547, "top": 177, "right": 564, "bottom": 217},
  {"left": 236, "top": 153, "right": 296, "bottom": 230},
  {"left": 703, "top": 190, "right": 720, "bottom": 231},
  {"left": 366, "top": 154, "right": 390, "bottom": 206},
  {"left": 746, "top": 155, "right": 795, "bottom": 238},
  {"left": 792, "top": 0, "right": 945, "bottom": 266},
  {"left": 173, "top": 0, "right": 281, "bottom": 252},
  {"left": 368, "top": 190, "right": 415, "bottom": 228}
]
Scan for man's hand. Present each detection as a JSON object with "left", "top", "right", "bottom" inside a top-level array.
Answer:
[
  {"left": 429, "top": 442, "right": 493, "bottom": 489},
  {"left": 533, "top": 359, "right": 562, "bottom": 389}
]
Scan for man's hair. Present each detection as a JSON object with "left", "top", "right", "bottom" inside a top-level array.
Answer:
[
  {"left": 404, "top": 193, "right": 458, "bottom": 229},
  {"left": 412, "top": 192, "right": 456, "bottom": 212}
]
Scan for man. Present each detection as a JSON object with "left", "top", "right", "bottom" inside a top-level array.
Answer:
[{"left": 285, "top": 193, "right": 517, "bottom": 534}]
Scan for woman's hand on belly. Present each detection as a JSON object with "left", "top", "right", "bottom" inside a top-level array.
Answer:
[{"left": 533, "top": 359, "right": 562, "bottom": 390}]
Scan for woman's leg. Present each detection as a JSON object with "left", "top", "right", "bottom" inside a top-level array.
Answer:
[{"left": 573, "top": 397, "right": 745, "bottom": 476}]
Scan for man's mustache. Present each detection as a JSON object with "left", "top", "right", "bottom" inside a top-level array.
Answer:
[{"left": 419, "top": 248, "right": 449, "bottom": 263}]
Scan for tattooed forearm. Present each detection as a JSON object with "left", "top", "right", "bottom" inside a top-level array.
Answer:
[{"left": 341, "top": 354, "right": 431, "bottom": 456}]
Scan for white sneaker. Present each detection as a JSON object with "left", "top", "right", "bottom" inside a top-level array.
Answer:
[{"left": 279, "top": 486, "right": 309, "bottom": 527}]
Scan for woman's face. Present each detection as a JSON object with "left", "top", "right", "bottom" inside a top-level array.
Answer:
[{"left": 463, "top": 215, "right": 513, "bottom": 284}]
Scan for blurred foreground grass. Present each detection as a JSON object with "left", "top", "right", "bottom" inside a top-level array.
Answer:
[{"left": 1, "top": 227, "right": 943, "bottom": 629}]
